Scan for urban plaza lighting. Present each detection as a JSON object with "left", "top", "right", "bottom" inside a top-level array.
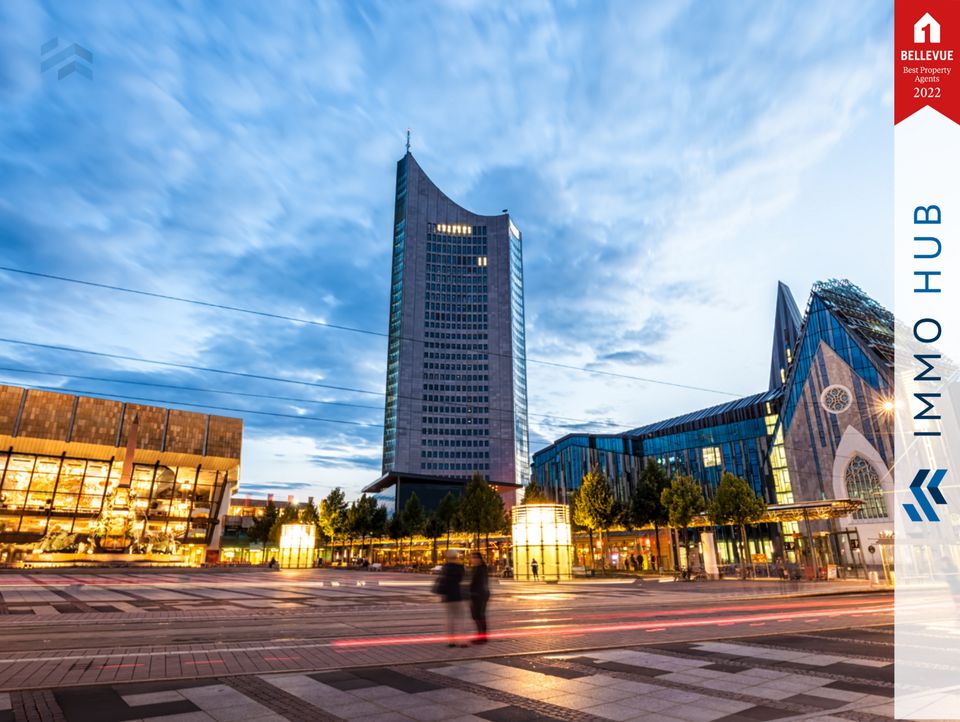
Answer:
[
  {"left": 511, "top": 503, "right": 573, "bottom": 582},
  {"left": 278, "top": 522, "right": 316, "bottom": 569}
]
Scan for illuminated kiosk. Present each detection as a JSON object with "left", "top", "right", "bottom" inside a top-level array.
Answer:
[
  {"left": 511, "top": 504, "right": 572, "bottom": 582},
  {"left": 278, "top": 523, "right": 315, "bottom": 569}
]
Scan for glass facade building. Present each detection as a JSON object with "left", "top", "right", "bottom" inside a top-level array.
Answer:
[
  {"left": 379, "top": 152, "right": 530, "bottom": 493},
  {"left": 532, "top": 391, "right": 780, "bottom": 506},
  {"left": 773, "top": 280, "right": 895, "bottom": 563},
  {"left": 0, "top": 385, "right": 241, "bottom": 566},
  {"left": 531, "top": 279, "right": 895, "bottom": 572}
]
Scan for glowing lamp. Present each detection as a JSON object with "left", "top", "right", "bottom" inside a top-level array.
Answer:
[{"left": 511, "top": 503, "right": 573, "bottom": 582}]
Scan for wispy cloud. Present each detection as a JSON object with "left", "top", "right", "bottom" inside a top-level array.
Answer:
[{"left": 0, "top": 1, "right": 892, "bottom": 501}]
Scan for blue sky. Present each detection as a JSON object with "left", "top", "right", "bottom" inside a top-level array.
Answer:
[{"left": 0, "top": 1, "right": 893, "bottom": 502}]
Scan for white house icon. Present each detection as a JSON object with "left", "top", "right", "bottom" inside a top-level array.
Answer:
[{"left": 915, "top": 13, "right": 941, "bottom": 43}]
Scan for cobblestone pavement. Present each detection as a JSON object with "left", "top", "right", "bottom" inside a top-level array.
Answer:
[
  {"left": 3, "top": 626, "right": 894, "bottom": 722},
  {"left": 0, "top": 570, "right": 891, "bottom": 692},
  {"left": 0, "top": 571, "right": 876, "bottom": 618}
]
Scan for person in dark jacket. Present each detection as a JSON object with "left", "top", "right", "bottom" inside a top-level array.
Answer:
[
  {"left": 435, "top": 549, "right": 466, "bottom": 647},
  {"left": 469, "top": 551, "right": 490, "bottom": 644},
  {"left": 531, "top": 558, "right": 539, "bottom": 580}
]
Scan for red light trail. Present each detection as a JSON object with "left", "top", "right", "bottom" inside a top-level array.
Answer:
[{"left": 331, "top": 602, "right": 892, "bottom": 649}]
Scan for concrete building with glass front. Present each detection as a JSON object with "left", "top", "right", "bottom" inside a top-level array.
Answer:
[
  {"left": 0, "top": 384, "right": 241, "bottom": 566},
  {"left": 368, "top": 149, "right": 530, "bottom": 512},
  {"left": 532, "top": 280, "right": 895, "bottom": 577}
]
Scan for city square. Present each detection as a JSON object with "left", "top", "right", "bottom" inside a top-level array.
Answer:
[
  {"left": 0, "top": 568, "right": 895, "bottom": 722},
  {"left": 3, "top": 2, "right": 955, "bottom": 720}
]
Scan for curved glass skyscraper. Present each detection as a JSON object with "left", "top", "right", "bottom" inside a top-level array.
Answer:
[{"left": 381, "top": 151, "right": 530, "bottom": 491}]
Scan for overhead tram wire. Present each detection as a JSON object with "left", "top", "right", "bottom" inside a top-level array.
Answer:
[
  {"left": 4, "top": 380, "right": 534, "bottom": 445},
  {"left": 5, "top": 381, "right": 381, "bottom": 428},
  {"left": 0, "top": 355, "right": 624, "bottom": 429},
  {"left": 3, "top": 379, "right": 832, "bottom": 465},
  {"left": 0, "top": 366, "right": 383, "bottom": 412},
  {"left": 0, "top": 265, "right": 742, "bottom": 398}
]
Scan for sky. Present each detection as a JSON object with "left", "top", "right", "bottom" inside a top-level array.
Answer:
[{"left": 0, "top": 1, "right": 893, "bottom": 503}]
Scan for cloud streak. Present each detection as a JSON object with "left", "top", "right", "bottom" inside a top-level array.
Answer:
[{"left": 0, "top": 1, "right": 892, "bottom": 501}]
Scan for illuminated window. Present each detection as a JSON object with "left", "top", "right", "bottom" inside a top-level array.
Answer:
[
  {"left": 845, "top": 456, "right": 887, "bottom": 520},
  {"left": 702, "top": 447, "right": 722, "bottom": 467},
  {"left": 477, "top": 256, "right": 487, "bottom": 267}
]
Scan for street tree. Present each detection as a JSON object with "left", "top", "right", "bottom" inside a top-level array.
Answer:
[
  {"left": 481, "top": 488, "right": 506, "bottom": 562},
  {"left": 400, "top": 493, "right": 425, "bottom": 566},
  {"left": 435, "top": 492, "right": 459, "bottom": 555},
  {"left": 248, "top": 498, "right": 278, "bottom": 545},
  {"left": 300, "top": 498, "right": 320, "bottom": 526},
  {"left": 661, "top": 475, "right": 705, "bottom": 573},
  {"left": 707, "top": 472, "right": 767, "bottom": 578},
  {"left": 370, "top": 503, "right": 388, "bottom": 551},
  {"left": 346, "top": 495, "right": 380, "bottom": 561},
  {"left": 319, "top": 488, "right": 348, "bottom": 555},
  {"left": 458, "top": 473, "right": 505, "bottom": 559},
  {"left": 573, "top": 465, "right": 617, "bottom": 570},
  {"left": 522, "top": 480, "right": 547, "bottom": 503},
  {"left": 268, "top": 502, "right": 301, "bottom": 544},
  {"left": 422, "top": 513, "right": 446, "bottom": 565},
  {"left": 629, "top": 458, "right": 671, "bottom": 572},
  {"left": 387, "top": 513, "right": 405, "bottom": 565}
]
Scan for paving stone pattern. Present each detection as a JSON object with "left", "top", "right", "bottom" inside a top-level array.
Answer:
[{"left": 11, "top": 629, "right": 894, "bottom": 722}]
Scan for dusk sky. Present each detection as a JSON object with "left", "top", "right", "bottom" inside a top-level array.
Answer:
[{"left": 0, "top": 1, "right": 893, "bottom": 502}]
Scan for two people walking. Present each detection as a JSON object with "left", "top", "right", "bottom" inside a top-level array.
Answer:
[{"left": 434, "top": 550, "right": 489, "bottom": 645}]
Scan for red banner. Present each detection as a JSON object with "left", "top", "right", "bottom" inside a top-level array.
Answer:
[{"left": 895, "top": 0, "right": 960, "bottom": 124}]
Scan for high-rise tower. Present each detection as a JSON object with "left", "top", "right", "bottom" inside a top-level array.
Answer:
[{"left": 380, "top": 151, "right": 530, "bottom": 491}]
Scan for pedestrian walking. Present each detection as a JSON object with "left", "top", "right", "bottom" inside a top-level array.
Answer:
[
  {"left": 433, "top": 549, "right": 467, "bottom": 647},
  {"left": 530, "top": 558, "right": 539, "bottom": 581},
  {"left": 469, "top": 551, "right": 490, "bottom": 644}
]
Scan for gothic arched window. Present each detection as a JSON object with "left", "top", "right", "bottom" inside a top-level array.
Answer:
[{"left": 845, "top": 456, "right": 887, "bottom": 520}]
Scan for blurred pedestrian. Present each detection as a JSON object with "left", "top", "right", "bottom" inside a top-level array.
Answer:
[
  {"left": 434, "top": 549, "right": 466, "bottom": 647},
  {"left": 531, "top": 558, "right": 539, "bottom": 580},
  {"left": 469, "top": 551, "right": 490, "bottom": 644},
  {"left": 268, "top": 556, "right": 278, "bottom": 570}
]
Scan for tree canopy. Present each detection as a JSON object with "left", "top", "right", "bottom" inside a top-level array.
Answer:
[
  {"left": 707, "top": 472, "right": 766, "bottom": 576},
  {"left": 521, "top": 480, "right": 547, "bottom": 504},
  {"left": 571, "top": 465, "right": 617, "bottom": 570},
  {"left": 347, "top": 494, "right": 384, "bottom": 544},
  {"left": 436, "top": 492, "right": 459, "bottom": 532},
  {"left": 247, "top": 498, "right": 278, "bottom": 544},
  {"left": 400, "top": 492, "right": 425, "bottom": 539},
  {"left": 458, "top": 473, "right": 506, "bottom": 543},
  {"left": 629, "top": 458, "right": 670, "bottom": 529},
  {"left": 707, "top": 473, "right": 766, "bottom": 529},
  {"left": 319, "top": 488, "right": 348, "bottom": 543},
  {"left": 661, "top": 475, "right": 704, "bottom": 532},
  {"left": 268, "top": 502, "right": 303, "bottom": 543},
  {"left": 573, "top": 465, "right": 616, "bottom": 533},
  {"left": 661, "top": 475, "right": 705, "bottom": 570}
]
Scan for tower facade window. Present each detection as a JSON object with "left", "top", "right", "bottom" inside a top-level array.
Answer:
[{"left": 381, "top": 152, "right": 530, "bottom": 488}]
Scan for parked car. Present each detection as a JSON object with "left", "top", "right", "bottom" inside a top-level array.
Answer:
[
  {"left": 369, "top": 563, "right": 383, "bottom": 571},
  {"left": 430, "top": 564, "right": 443, "bottom": 574}
]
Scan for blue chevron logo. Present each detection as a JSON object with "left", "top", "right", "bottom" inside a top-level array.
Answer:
[
  {"left": 40, "top": 38, "right": 93, "bottom": 81},
  {"left": 903, "top": 468, "right": 948, "bottom": 522}
]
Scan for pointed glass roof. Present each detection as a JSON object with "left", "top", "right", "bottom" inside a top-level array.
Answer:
[
  {"left": 769, "top": 281, "right": 803, "bottom": 390},
  {"left": 811, "top": 279, "right": 893, "bottom": 369}
]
